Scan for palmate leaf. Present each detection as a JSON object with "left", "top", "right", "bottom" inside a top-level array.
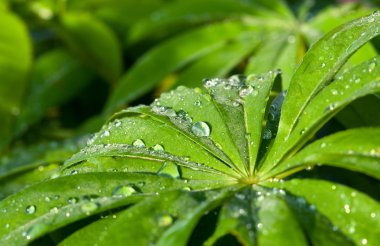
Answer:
[{"left": 1, "top": 13, "right": 380, "bottom": 246}]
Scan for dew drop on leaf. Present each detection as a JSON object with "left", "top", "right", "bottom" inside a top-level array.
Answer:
[
  {"left": 133, "top": 139, "right": 145, "bottom": 147},
  {"left": 114, "top": 119, "right": 122, "bottom": 127},
  {"left": 158, "top": 215, "right": 173, "bottom": 227},
  {"left": 25, "top": 205, "right": 36, "bottom": 214},
  {"left": 263, "top": 129, "right": 272, "bottom": 139},
  {"left": 370, "top": 212, "right": 376, "bottom": 219},
  {"left": 239, "top": 86, "right": 253, "bottom": 98},
  {"left": 152, "top": 144, "right": 165, "bottom": 152},
  {"left": 70, "top": 170, "right": 78, "bottom": 175},
  {"left": 81, "top": 202, "right": 100, "bottom": 215},
  {"left": 67, "top": 197, "right": 79, "bottom": 204},
  {"left": 191, "top": 121, "right": 211, "bottom": 137},
  {"left": 361, "top": 239, "right": 368, "bottom": 245},
  {"left": 344, "top": 204, "right": 351, "bottom": 214},
  {"left": 368, "top": 61, "right": 376, "bottom": 72},
  {"left": 112, "top": 185, "right": 137, "bottom": 197},
  {"left": 331, "top": 89, "right": 338, "bottom": 95},
  {"left": 100, "top": 130, "right": 110, "bottom": 138}
]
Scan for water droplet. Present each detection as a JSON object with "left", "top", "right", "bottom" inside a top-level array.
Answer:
[
  {"left": 133, "top": 139, "right": 145, "bottom": 147},
  {"left": 300, "top": 129, "right": 306, "bottom": 135},
  {"left": 321, "top": 63, "right": 326, "bottom": 68},
  {"left": 25, "top": 205, "right": 36, "bottom": 214},
  {"left": 191, "top": 122, "right": 211, "bottom": 137},
  {"left": 257, "top": 223, "right": 263, "bottom": 230},
  {"left": 70, "top": 170, "right": 78, "bottom": 175},
  {"left": 344, "top": 204, "right": 351, "bottom": 214},
  {"left": 158, "top": 162, "right": 180, "bottom": 179},
  {"left": 331, "top": 185, "right": 336, "bottom": 190},
  {"left": 67, "top": 197, "right": 79, "bottom": 204},
  {"left": 45, "top": 197, "right": 51, "bottom": 203},
  {"left": 324, "top": 103, "right": 336, "bottom": 112},
  {"left": 158, "top": 215, "right": 173, "bottom": 227},
  {"left": 114, "top": 119, "right": 122, "bottom": 127},
  {"left": 50, "top": 207, "right": 59, "bottom": 214},
  {"left": 177, "top": 110, "right": 192, "bottom": 123},
  {"left": 320, "top": 142, "right": 327, "bottom": 148},
  {"left": 239, "top": 86, "right": 253, "bottom": 98},
  {"left": 81, "top": 202, "right": 100, "bottom": 215},
  {"left": 355, "top": 78, "right": 361, "bottom": 83},
  {"left": 370, "top": 212, "right": 376, "bottom": 218},
  {"left": 151, "top": 106, "right": 176, "bottom": 117},
  {"left": 306, "top": 166, "right": 313, "bottom": 171},
  {"left": 194, "top": 100, "right": 202, "bottom": 106},
  {"left": 182, "top": 187, "right": 192, "bottom": 191},
  {"left": 263, "top": 129, "right": 272, "bottom": 140},
  {"left": 361, "top": 239, "right": 368, "bottom": 245},
  {"left": 368, "top": 62, "right": 376, "bottom": 72},
  {"left": 203, "top": 78, "right": 220, "bottom": 87},
  {"left": 152, "top": 144, "right": 164, "bottom": 152},
  {"left": 368, "top": 16, "right": 375, "bottom": 23},
  {"left": 112, "top": 185, "right": 137, "bottom": 197},
  {"left": 100, "top": 130, "right": 110, "bottom": 138},
  {"left": 331, "top": 89, "right": 338, "bottom": 95}
]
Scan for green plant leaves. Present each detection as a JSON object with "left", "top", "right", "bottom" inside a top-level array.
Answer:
[
  {"left": 278, "top": 179, "right": 380, "bottom": 246},
  {"left": 104, "top": 21, "right": 255, "bottom": 113},
  {"left": 1, "top": 8, "right": 380, "bottom": 246},
  {"left": 268, "top": 128, "right": 380, "bottom": 179},
  {"left": 59, "top": 12, "right": 122, "bottom": 83},
  {"left": 15, "top": 49, "right": 94, "bottom": 134},
  {"left": 0, "top": 11, "right": 32, "bottom": 148},
  {"left": 261, "top": 12, "right": 380, "bottom": 172},
  {"left": 0, "top": 172, "right": 199, "bottom": 245}
]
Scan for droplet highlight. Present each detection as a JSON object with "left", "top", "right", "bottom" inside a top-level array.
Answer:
[{"left": 191, "top": 122, "right": 211, "bottom": 137}]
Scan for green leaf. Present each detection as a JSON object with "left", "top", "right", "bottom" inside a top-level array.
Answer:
[
  {"left": 15, "top": 49, "right": 93, "bottom": 134},
  {"left": 261, "top": 13, "right": 380, "bottom": 172},
  {"left": 0, "top": 173, "right": 194, "bottom": 245},
  {"left": 67, "top": 0, "right": 166, "bottom": 37},
  {"left": 268, "top": 128, "right": 380, "bottom": 179},
  {"left": 0, "top": 137, "right": 84, "bottom": 199},
  {"left": 206, "top": 187, "right": 308, "bottom": 246},
  {"left": 104, "top": 21, "right": 256, "bottom": 113},
  {"left": 279, "top": 179, "right": 380, "bottom": 246},
  {"left": 335, "top": 95, "right": 380, "bottom": 128},
  {"left": 126, "top": 0, "right": 257, "bottom": 45},
  {"left": 59, "top": 12, "right": 122, "bottom": 83},
  {"left": 175, "top": 31, "right": 261, "bottom": 88},
  {"left": 0, "top": 11, "right": 32, "bottom": 148},
  {"left": 245, "top": 31, "right": 300, "bottom": 88}
]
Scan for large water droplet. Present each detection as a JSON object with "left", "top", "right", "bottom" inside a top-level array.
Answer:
[
  {"left": 133, "top": 139, "right": 145, "bottom": 147},
  {"left": 81, "top": 202, "right": 100, "bottom": 215},
  {"left": 191, "top": 122, "right": 211, "bottom": 137},
  {"left": 112, "top": 185, "right": 137, "bottom": 197},
  {"left": 158, "top": 162, "right": 180, "bottom": 179},
  {"left": 361, "top": 239, "right": 368, "bottom": 245},
  {"left": 25, "top": 205, "right": 36, "bottom": 214}
]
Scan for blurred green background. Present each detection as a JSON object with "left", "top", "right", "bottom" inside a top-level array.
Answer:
[{"left": 0, "top": 0, "right": 379, "bottom": 154}]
